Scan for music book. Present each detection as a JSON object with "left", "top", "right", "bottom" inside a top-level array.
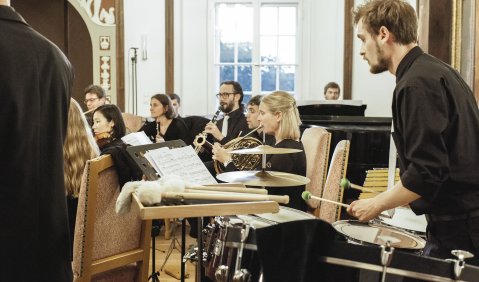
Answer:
[
  {"left": 121, "top": 131, "right": 153, "bottom": 146},
  {"left": 144, "top": 145, "right": 217, "bottom": 185}
]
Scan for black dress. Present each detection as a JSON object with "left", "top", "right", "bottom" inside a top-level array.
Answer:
[
  {"left": 0, "top": 6, "right": 74, "bottom": 282},
  {"left": 264, "top": 139, "right": 307, "bottom": 212},
  {"left": 140, "top": 118, "right": 192, "bottom": 146}
]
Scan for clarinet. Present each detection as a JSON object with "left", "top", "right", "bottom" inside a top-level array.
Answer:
[{"left": 193, "top": 107, "right": 222, "bottom": 153}]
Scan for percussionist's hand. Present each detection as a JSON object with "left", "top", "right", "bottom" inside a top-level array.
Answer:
[
  {"left": 204, "top": 121, "right": 224, "bottom": 141},
  {"left": 347, "top": 198, "right": 383, "bottom": 222}
]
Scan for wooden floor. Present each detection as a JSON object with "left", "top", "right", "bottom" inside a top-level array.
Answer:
[{"left": 148, "top": 222, "right": 197, "bottom": 282}]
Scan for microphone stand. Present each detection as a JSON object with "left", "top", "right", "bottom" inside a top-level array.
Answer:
[{"left": 129, "top": 47, "right": 138, "bottom": 115}]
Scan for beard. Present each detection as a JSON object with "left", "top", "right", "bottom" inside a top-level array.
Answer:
[
  {"left": 221, "top": 99, "right": 235, "bottom": 113},
  {"left": 369, "top": 41, "right": 390, "bottom": 74}
]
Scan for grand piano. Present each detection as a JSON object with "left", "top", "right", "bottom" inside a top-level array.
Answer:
[{"left": 298, "top": 100, "right": 392, "bottom": 203}]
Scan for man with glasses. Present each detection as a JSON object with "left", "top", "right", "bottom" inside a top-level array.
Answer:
[
  {"left": 84, "top": 84, "right": 107, "bottom": 126},
  {"left": 203, "top": 80, "right": 249, "bottom": 145}
]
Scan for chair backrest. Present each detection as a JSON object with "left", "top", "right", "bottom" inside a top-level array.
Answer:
[
  {"left": 122, "top": 113, "right": 145, "bottom": 134},
  {"left": 73, "top": 155, "right": 151, "bottom": 282},
  {"left": 300, "top": 127, "right": 331, "bottom": 214},
  {"left": 318, "top": 140, "right": 350, "bottom": 223}
]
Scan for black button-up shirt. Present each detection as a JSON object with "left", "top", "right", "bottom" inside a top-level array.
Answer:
[{"left": 393, "top": 46, "right": 479, "bottom": 215}]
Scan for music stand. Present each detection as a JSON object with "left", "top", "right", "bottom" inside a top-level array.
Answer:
[{"left": 127, "top": 140, "right": 188, "bottom": 282}]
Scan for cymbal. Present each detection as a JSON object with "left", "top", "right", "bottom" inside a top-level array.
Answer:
[
  {"left": 229, "top": 145, "right": 302, "bottom": 155},
  {"left": 216, "top": 170, "right": 310, "bottom": 187}
]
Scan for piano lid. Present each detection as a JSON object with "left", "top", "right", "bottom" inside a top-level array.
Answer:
[{"left": 297, "top": 100, "right": 367, "bottom": 117}]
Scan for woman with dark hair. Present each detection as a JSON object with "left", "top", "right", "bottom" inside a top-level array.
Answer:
[
  {"left": 140, "top": 93, "right": 192, "bottom": 145},
  {"left": 92, "top": 104, "right": 142, "bottom": 187}
]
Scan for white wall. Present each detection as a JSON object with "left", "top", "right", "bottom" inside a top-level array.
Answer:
[
  {"left": 123, "top": 0, "right": 418, "bottom": 118},
  {"left": 351, "top": 0, "right": 417, "bottom": 117},
  {"left": 124, "top": 0, "right": 166, "bottom": 116}
]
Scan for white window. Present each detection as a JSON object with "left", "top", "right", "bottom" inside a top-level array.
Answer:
[{"left": 211, "top": 0, "right": 299, "bottom": 104}]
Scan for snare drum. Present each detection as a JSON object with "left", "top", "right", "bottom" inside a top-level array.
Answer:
[
  {"left": 333, "top": 220, "right": 426, "bottom": 250},
  {"left": 204, "top": 207, "right": 315, "bottom": 281},
  {"left": 379, "top": 207, "right": 427, "bottom": 237}
]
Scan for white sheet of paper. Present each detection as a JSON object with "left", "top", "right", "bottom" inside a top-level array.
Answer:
[
  {"left": 146, "top": 146, "right": 217, "bottom": 185},
  {"left": 121, "top": 131, "right": 153, "bottom": 146}
]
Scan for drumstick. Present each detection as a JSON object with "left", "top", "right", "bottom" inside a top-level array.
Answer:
[
  {"left": 341, "top": 178, "right": 377, "bottom": 193},
  {"left": 185, "top": 189, "right": 266, "bottom": 195},
  {"left": 187, "top": 185, "right": 268, "bottom": 195},
  {"left": 162, "top": 191, "right": 289, "bottom": 204},
  {"left": 301, "top": 191, "right": 349, "bottom": 208}
]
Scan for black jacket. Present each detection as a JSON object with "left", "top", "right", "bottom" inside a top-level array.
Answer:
[{"left": 0, "top": 6, "right": 73, "bottom": 281}]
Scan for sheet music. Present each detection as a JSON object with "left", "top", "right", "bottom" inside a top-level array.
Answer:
[
  {"left": 144, "top": 147, "right": 169, "bottom": 176},
  {"left": 145, "top": 146, "right": 217, "bottom": 185},
  {"left": 121, "top": 131, "right": 153, "bottom": 146}
]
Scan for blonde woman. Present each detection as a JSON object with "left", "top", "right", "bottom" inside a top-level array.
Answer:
[
  {"left": 257, "top": 91, "right": 307, "bottom": 211},
  {"left": 63, "top": 98, "right": 100, "bottom": 252}
]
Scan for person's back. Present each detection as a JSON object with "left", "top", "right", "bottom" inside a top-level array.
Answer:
[{"left": 0, "top": 5, "right": 74, "bottom": 281}]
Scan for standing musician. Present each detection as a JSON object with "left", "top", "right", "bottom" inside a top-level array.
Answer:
[
  {"left": 348, "top": 0, "right": 479, "bottom": 265},
  {"left": 257, "top": 91, "right": 308, "bottom": 212},
  {"left": 203, "top": 81, "right": 249, "bottom": 145},
  {"left": 212, "top": 95, "right": 274, "bottom": 171}
]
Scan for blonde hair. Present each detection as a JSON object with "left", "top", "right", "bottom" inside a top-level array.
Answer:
[
  {"left": 261, "top": 91, "right": 301, "bottom": 140},
  {"left": 63, "top": 99, "right": 100, "bottom": 197}
]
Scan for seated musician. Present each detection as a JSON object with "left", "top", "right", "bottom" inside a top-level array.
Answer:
[
  {"left": 348, "top": 0, "right": 479, "bottom": 265},
  {"left": 212, "top": 95, "right": 274, "bottom": 172},
  {"left": 203, "top": 80, "right": 249, "bottom": 145},
  {"left": 258, "top": 91, "right": 308, "bottom": 212},
  {"left": 140, "top": 94, "right": 192, "bottom": 145},
  {"left": 92, "top": 104, "right": 143, "bottom": 187}
]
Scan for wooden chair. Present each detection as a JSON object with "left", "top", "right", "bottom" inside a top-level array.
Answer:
[
  {"left": 318, "top": 140, "right": 350, "bottom": 223},
  {"left": 300, "top": 127, "right": 331, "bottom": 216},
  {"left": 72, "top": 155, "right": 151, "bottom": 282},
  {"left": 122, "top": 112, "right": 146, "bottom": 134}
]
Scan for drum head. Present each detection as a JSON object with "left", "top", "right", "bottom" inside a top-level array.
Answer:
[
  {"left": 333, "top": 220, "right": 426, "bottom": 250},
  {"left": 255, "top": 206, "right": 315, "bottom": 224}
]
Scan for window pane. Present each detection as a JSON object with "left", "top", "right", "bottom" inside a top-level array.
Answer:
[
  {"left": 261, "top": 66, "right": 277, "bottom": 92},
  {"left": 260, "top": 7, "right": 277, "bottom": 35},
  {"left": 238, "top": 65, "right": 252, "bottom": 92},
  {"left": 260, "top": 36, "right": 277, "bottom": 63},
  {"left": 278, "top": 36, "right": 296, "bottom": 64},
  {"left": 278, "top": 7, "right": 296, "bottom": 35},
  {"left": 220, "top": 42, "right": 234, "bottom": 63},
  {"left": 242, "top": 94, "right": 252, "bottom": 106},
  {"left": 238, "top": 42, "right": 252, "bottom": 63},
  {"left": 279, "top": 66, "right": 295, "bottom": 92},
  {"left": 220, "top": 65, "right": 234, "bottom": 82}
]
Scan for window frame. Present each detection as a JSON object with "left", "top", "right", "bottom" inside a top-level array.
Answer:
[{"left": 207, "top": 0, "right": 301, "bottom": 108}]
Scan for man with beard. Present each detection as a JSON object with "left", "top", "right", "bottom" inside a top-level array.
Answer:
[
  {"left": 347, "top": 0, "right": 479, "bottom": 265},
  {"left": 203, "top": 80, "right": 249, "bottom": 145}
]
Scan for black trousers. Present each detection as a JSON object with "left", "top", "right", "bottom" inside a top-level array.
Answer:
[{"left": 424, "top": 215, "right": 479, "bottom": 266}]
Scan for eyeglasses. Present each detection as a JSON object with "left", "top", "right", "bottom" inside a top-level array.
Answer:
[
  {"left": 84, "top": 97, "right": 99, "bottom": 104},
  {"left": 216, "top": 92, "right": 237, "bottom": 99}
]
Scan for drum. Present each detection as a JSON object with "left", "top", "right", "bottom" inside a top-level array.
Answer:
[
  {"left": 204, "top": 207, "right": 315, "bottom": 281},
  {"left": 378, "top": 207, "right": 427, "bottom": 237},
  {"left": 333, "top": 220, "right": 426, "bottom": 250}
]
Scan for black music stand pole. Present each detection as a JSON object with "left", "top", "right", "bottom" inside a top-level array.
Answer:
[
  {"left": 181, "top": 218, "right": 186, "bottom": 282},
  {"left": 148, "top": 225, "right": 160, "bottom": 282},
  {"left": 196, "top": 217, "right": 204, "bottom": 282}
]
